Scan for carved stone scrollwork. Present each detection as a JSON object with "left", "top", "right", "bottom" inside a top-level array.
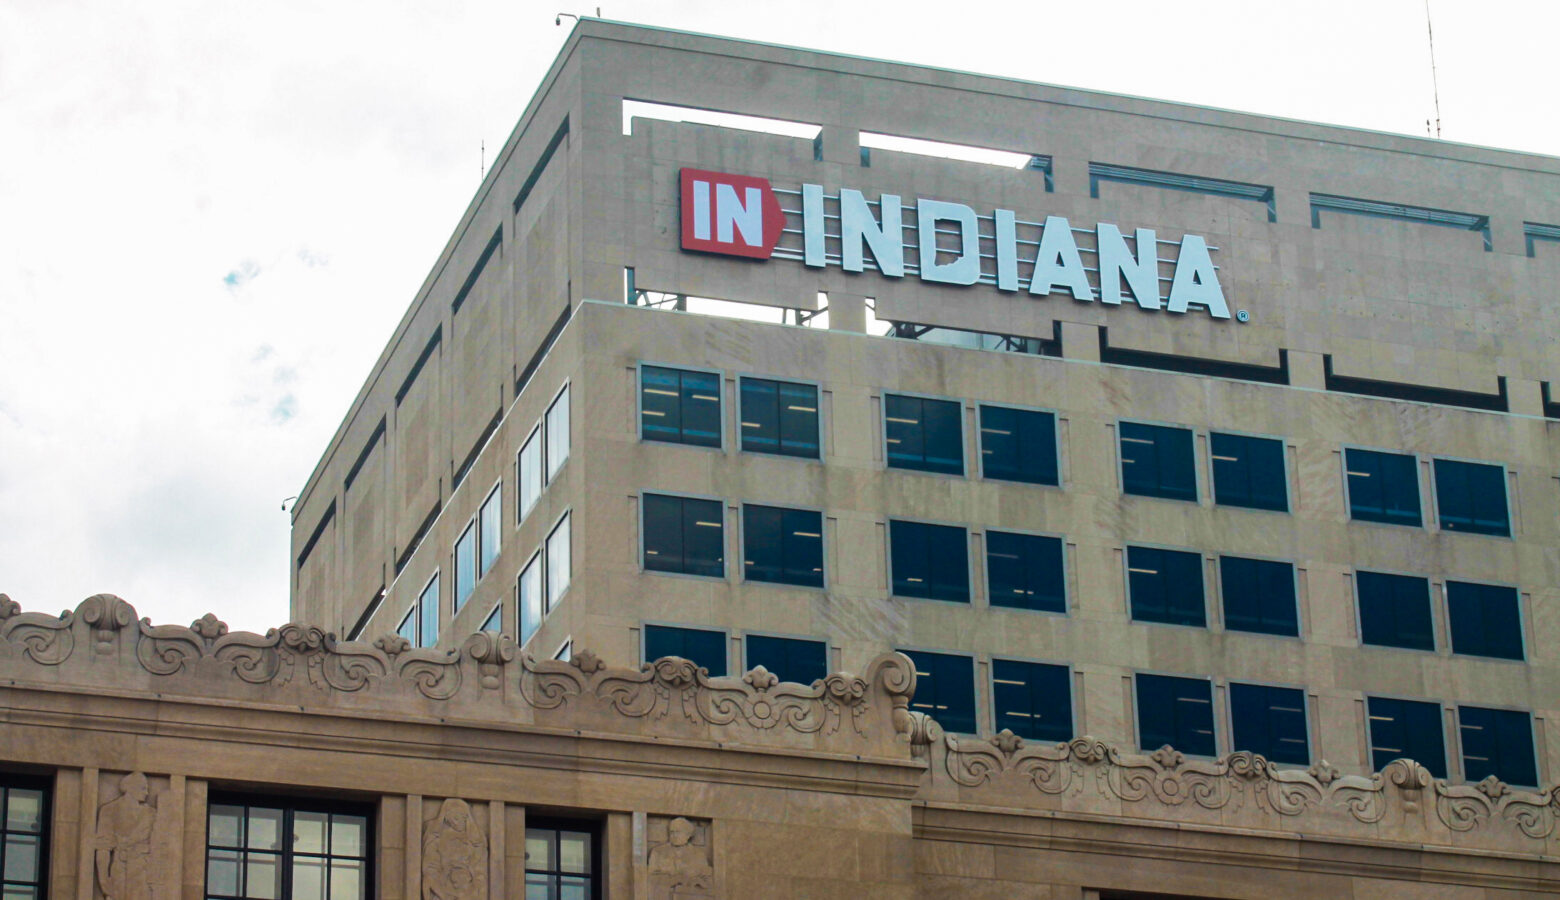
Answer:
[
  {"left": 397, "top": 646, "right": 463, "bottom": 700},
  {"left": 517, "top": 654, "right": 586, "bottom": 709},
  {"left": 0, "top": 601, "right": 75, "bottom": 665},
  {"left": 80, "top": 594, "right": 136, "bottom": 655},
  {"left": 463, "top": 632, "right": 515, "bottom": 691}
]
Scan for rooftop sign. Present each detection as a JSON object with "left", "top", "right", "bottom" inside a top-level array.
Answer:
[{"left": 679, "top": 168, "right": 1231, "bottom": 320}]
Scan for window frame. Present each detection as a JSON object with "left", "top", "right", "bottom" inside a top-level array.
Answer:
[
  {"left": 1443, "top": 578, "right": 1526, "bottom": 662},
  {"left": 880, "top": 390, "right": 967, "bottom": 477},
  {"left": 1131, "top": 670, "right": 1219, "bottom": 758},
  {"left": 205, "top": 792, "right": 375, "bottom": 900},
  {"left": 1123, "top": 542, "right": 1208, "bottom": 629},
  {"left": 639, "top": 491, "right": 728, "bottom": 582},
  {"left": 517, "top": 550, "right": 544, "bottom": 649},
  {"left": 545, "top": 509, "right": 572, "bottom": 612},
  {"left": 0, "top": 773, "right": 51, "bottom": 900},
  {"left": 523, "top": 816, "right": 602, "bottom": 900},
  {"left": 988, "top": 655, "right": 1075, "bottom": 743},
  {"left": 735, "top": 372, "right": 825, "bottom": 461},
  {"left": 981, "top": 526, "right": 1069, "bottom": 616},
  {"left": 477, "top": 479, "right": 503, "bottom": 578},
  {"left": 480, "top": 602, "right": 502, "bottom": 634},
  {"left": 544, "top": 380, "right": 572, "bottom": 482},
  {"left": 737, "top": 501, "right": 826, "bottom": 590},
  {"left": 897, "top": 646, "right": 981, "bottom": 736},
  {"left": 1208, "top": 428, "right": 1290, "bottom": 513},
  {"left": 1116, "top": 418, "right": 1199, "bottom": 503},
  {"left": 886, "top": 517, "right": 973, "bottom": 605},
  {"left": 1455, "top": 704, "right": 1539, "bottom": 787},
  {"left": 1341, "top": 444, "right": 1424, "bottom": 528},
  {"left": 741, "top": 630, "right": 830, "bottom": 685},
  {"left": 1351, "top": 568, "right": 1438, "bottom": 654},
  {"left": 640, "top": 621, "right": 730, "bottom": 675},
  {"left": 1365, "top": 693, "right": 1449, "bottom": 778},
  {"left": 975, "top": 401, "right": 1063, "bottom": 489},
  {"left": 1226, "top": 679, "right": 1313, "bottom": 767},
  {"left": 452, "top": 515, "right": 478, "bottom": 616},
  {"left": 1430, "top": 455, "right": 1512, "bottom": 538},
  {"left": 1215, "top": 552, "right": 1301, "bottom": 639},
  {"left": 516, "top": 419, "right": 545, "bottom": 524},
  {"left": 636, "top": 361, "right": 727, "bottom": 451}
]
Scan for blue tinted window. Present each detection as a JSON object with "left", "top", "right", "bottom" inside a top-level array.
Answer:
[
  {"left": 902, "top": 650, "right": 976, "bottom": 734},
  {"left": 1356, "top": 571, "right": 1434, "bottom": 651},
  {"left": 1219, "top": 556, "right": 1297, "bottom": 637},
  {"left": 644, "top": 624, "right": 727, "bottom": 676},
  {"left": 1434, "top": 459, "right": 1509, "bottom": 537},
  {"left": 1446, "top": 581, "right": 1524, "bottom": 660},
  {"left": 481, "top": 604, "right": 501, "bottom": 634},
  {"left": 885, "top": 394, "right": 963, "bottom": 475},
  {"left": 1127, "top": 546, "right": 1205, "bottom": 627},
  {"left": 979, "top": 406, "right": 1058, "bottom": 486},
  {"left": 1120, "top": 422, "right": 1196, "bottom": 501},
  {"left": 740, "top": 378, "right": 820, "bottom": 459},
  {"left": 1459, "top": 706, "right": 1536, "bottom": 786},
  {"left": 985, "top": 531, "right": 1065, "bottom": 614},
  {"left": 1211, "top": 433, "right": 1287, "bottom": 511},
  {"left": 453, "top": 522, "right": 476, "bottom": 614},
  {"left": 418, "top": 574, "right": 439, "bottom": 648},
  {"left": 1368, "top": 696, "right": 1446, "bottom": 777},
  {"left": 991, "top": 659, "right": 1071, "bottom": 742},
  {"left": 890, "top": 521, "right": 969, "bottom": 603},
  {"left": 1135, "top": 674, "right": 1215, "bottom": 756},
  {"left": 742, "top": 505, "right": 823, "bottom": 588},
  {"left": 642, "top": 494, "right": 724, "bottom": 578},
  {"left": 745, "top": 635, "right": 827, "bottom": 685},
  {"left": 640, "top": 365, "right": 721, "bottom": 447},
  {"left": 1229, "top": 683, "right": 1309, "bottom": 765},
  {"left": 1346, "top": 448, "right": 1421, "bottom": 526}
]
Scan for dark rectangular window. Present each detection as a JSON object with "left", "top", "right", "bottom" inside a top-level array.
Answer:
[
  {"left": 642, "top": 494, "right": 724, "bottom": 578},
  {"left": 890, "top": 520, "right": 969, "bottom": 603},
  {"left": 1219, "top": 556, "right": 1297, "bottom": 637},
  {"left": 0, "top": 777, "right": 47, "bottom": 900},
  {"left": 740, "top": 377, "right": 820, "bottom": 459},
  {"left": 1356, "top": 571, "right": 1434, "bottom": 651},
  {"left": 1135, "top": 674, "right": 1215, "bottom": 756},
  {"left": 1346, "top": 448, "right": 1421, "bottom": 526},
  {"left": 1127, "top": 546, "right": 1205, "bottom": 627},
  {"left": 745, "top": 635, "right": 828, "bottom": 685},
  {"left": 525, "top": 819, "right": 599, "bottom": 900},
  {"left": 742, "top": 505, "right": 823, "bottom": 588},
  {"left": 885, "top": 394, "right": 963, "bottom": 475},
  {"left": 1210, "top": 432, "right": 1287, "bottom": 511},
  {"left": 1434, "top": 459, "right": 1510, "bottom": 536},
  {"left": 979, "top": 405, "right": 1058, "bottom": 486},
  {"left": 1459, "top": 706, "right": 1537, "bottom": 786},
  {"left": 1368, "top": 696, "right": 1446, "bottom": 777},
  {"left": 1446, "top": 580, "right": 1524, "bottom": 660},
  {"left": 991, "top": 659, "right": 1072, "bottom": 742},
  {"left": 1119, "top": 422, "right": 1196, "bottom": 501},
  {"left": 207, "top": 796, "right": 372, "bottom": 900},
  {"left": 640, "top": 365, "right": 721, "bottom": 447},
  {"left": 643, "top": 624, "right": 727, "bottom": 676},
  {"left": 986, "top": 531, "right": 1065, "bottom": 614},
  {"left": 901, "top": 650, "right": 976, "bottom": 734},
  {"left": 1229, "top": 683, "right": 1309, "bottom": 765}
]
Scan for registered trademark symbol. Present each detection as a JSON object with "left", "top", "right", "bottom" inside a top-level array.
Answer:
[{"left": 1235, "top": 309, "right": 1250, "bottom": 323}]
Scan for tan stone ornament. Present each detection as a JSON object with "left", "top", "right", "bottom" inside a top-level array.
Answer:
[
  {"left": 421, "top": 798, "right": 488, "bottom": 900},
  {"left": 93, "top": 773, "right": 176, "bottom": 900},
  {"left": 648, "top": 816, "right": 714, "bottom": 899}
]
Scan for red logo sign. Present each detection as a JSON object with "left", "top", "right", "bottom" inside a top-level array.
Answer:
[{"left": 679, "top": 169, "right": 784, "bottom": 259}]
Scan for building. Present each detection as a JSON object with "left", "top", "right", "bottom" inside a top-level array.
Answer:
[{"left": 4, "top": 18, "right": 1560, "bottom": 900}]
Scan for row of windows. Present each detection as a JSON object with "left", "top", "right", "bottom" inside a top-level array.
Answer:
[
  {"left": 637, "top": 626, "right": 1542, "bottom": 786},
  {"left": 636, "top": 494, "right": 1527, "bottom": 658},
  {"left": 639, "top": 366, "right": 1514, "bottom": 535}
]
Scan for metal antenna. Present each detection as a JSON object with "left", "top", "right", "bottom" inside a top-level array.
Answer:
[
  {"left": 1425, "top": 0, "right": 1442, "bottom": 138},
  {"left": 480, "top": 140, "right": 486, "bottom": 179}
]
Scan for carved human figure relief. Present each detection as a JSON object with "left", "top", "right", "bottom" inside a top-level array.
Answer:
[
  {"left": 421, "top": 798, "right": 488, "bottom": 900},
  {"left": 94, "top": 772, "right": 176, "bottom": 900},
  {"left": 647, "top": 816, "right": 714, "bottom": 899}
]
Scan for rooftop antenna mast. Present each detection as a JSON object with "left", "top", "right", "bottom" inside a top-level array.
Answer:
[
  {"left": 1424, "top": 0, "right": 1442, "bottom": 138},
  {"left": 480, "top": 140, "right": 485, "bottom": 179}
]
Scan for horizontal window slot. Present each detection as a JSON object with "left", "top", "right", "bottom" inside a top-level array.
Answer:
[
  {"left": 394, "top": 501, "right": 442, "bottom": 576},
  {"left": 1310, "top": 192, "right": 1491, "bottom": 250},
  {"left": 515, "top": 302, "right": 573, "bottom": 397},
  {"left": 452, "top": 408, "right": 503, "bottom": 491},
  {"left": 622, "top": 99, "right": 820, "bottom": 140},
  {"left": 343, "top": 418, "right": 387, "bottom": 493},
  {"left": 861, "top": 131, "right": 1052, "bottom": 187},
  {"left": 296, "top": 500, "right": 337, "bottom": 570},
  {"left": 450, "top": 227, "right": 503, "bottom": 314},
  {"left": 512, "top": 117, "right": 570, "bottom": 214},
  {"left": 1525, "top": 221, "right": 1560, "bottom": 257},
  {"left": 1324, "top": 355, "right": 1507, "bottom": 412},
  {"left": 1100, "top": 329, "right": 1289, "bottom": 384},
  {"left": 1542, "top": 382, "right": 1560, "bottom": 419},
  {"left": 394, "top": 326, "right": 443, "bottom": 407},
  {"left": 1090, "top": 162, "right": 1275, "bottom": 222}
]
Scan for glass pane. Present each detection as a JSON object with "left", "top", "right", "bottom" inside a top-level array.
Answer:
[
  {"left": 558, "top": 831, "right": 591, "bottom": 873},
  {"left": 642, "top": 494, "right": 684, "bottom": 573},
  {"left": 679, "top": 370, "right": 722, "bottom": 447},
  {"left": 331, "top": 815, "right": 367, "bottom": 858},
  {"left": 454, "top": 525, "right": 477, "bottom": 613},
  {"left": 330, "top": 860, "right": 365, "bottom": 900},
  {"left": 524, "top": 873, "right": 552, "bottom": 900},
  {"left": 209, "top": 805, "right": 244, "bottom": 848},
  {"left": 3, "top": 835, "right": 38, "bottom": 881},
  {"left": 520, "top": 557, "right": 543, "bottom": 645},
  {"left": 291, "top": 857, "right": 326, "bottom": 900},
  {"left": 5, "top": 790, "right": 42, "bottom": 834},
  {"left": 681, "top": 499, "right": 724, "bottom": 578},
  {"left": 206, "top": 849, "right": 241, "bottom": 896},
  {"left": 546, "top": 386, "right": 570, "bottom": 479},
  {"left": 520, "top": 433, "right": 543, "bottom": 518},
  {"left": 560, "top": 876, "right": 590, "bottom": 900},
  {"left": 3, "top": 887, "right": 36, "bottom": 900},
  {"left": 293, "top": 811, "right": 327, "bottom": 854},
  {"left": 525, "top": 828, "right": 555, "bottom": 871},
  {"left": 547, "top": 515, "right": 571, "bottom": 608},
  {"left": 246, "top": 852, "right": 282, "bottom": 900},
  {"left": 479, "top": 485, "right": 502, "bottom": 575},
  {"left": 248, "top": 808, "right": 282, "bottom": 851},
  {"left": 420, "top": 575, "right": 440, "bottom": 647}
]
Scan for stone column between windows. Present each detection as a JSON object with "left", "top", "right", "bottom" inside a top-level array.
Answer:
[
  {"left": 486, "top": 800, "right": 504, "bottom": 900},
  {"left": 181, "top": 779, "right": 207, "bottom": 900},
  {"left": 503, "top": 804, "right": 527, "bottom": 899},
  {"left": 74, "top": 766, "right": 98, "bottom": 900},
  {"left": 403, "top": 794, "right": 422, "bottom": 900}
]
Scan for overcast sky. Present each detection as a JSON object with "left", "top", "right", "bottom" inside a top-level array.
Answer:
[{"left": 2, "top": 0, "right": 1555, "bottom": 634}]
